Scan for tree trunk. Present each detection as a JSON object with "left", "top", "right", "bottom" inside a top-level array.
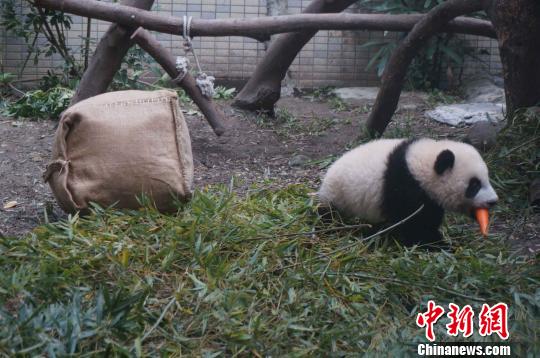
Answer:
[
  {"left": 365, "top": 0, "right": 486, "bottom": 136},
  {"left": 487, "top": 0, "right": 540, "bottom": 114},
  {"left": 70, "top": 0, "right": 154, "bottom": 105},
  {"left": 265, "top": 0, "right": 294, "bottom": 95},
  {"left": 232, "top": 0, "right": 358, "bottom": 112}
]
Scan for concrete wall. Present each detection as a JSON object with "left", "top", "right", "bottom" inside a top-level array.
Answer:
[{"left": 1, "top": 0, "right": 502, "bottom": 88}]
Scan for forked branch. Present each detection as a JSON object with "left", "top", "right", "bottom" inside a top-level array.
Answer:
[{"left": 365, "top": 0, "right": 488, "bottom": 136}]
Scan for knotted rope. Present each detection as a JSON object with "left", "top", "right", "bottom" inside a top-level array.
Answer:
[{"left": 175, "top": 15, "right": 215, "bottom": 98}]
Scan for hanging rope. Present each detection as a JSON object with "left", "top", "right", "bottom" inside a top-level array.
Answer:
[{"left": 175, "top": 15, "right": 215, "bottom": 98}]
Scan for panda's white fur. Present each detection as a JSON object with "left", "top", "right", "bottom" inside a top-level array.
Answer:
[
  {"left": 318, "top": 139, "right": 402, "bottom": 223},
  {"left": 318, "top": 138, "right": 498, "bottom": 245}
]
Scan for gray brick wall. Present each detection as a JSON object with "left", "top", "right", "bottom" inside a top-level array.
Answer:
[{"left": 1, "top": 0, "right": 501, "bottom": 88}]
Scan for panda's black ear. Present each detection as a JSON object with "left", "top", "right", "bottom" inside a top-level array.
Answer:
[{"left": 434, "top": 149, "right": 455, "bottom": 175}]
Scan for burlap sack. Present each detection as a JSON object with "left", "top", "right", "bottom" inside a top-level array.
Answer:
[{"left": 44, "top": 90, "right": 193, "bottom": 214}]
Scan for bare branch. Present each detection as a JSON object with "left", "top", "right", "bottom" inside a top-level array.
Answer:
[
  {"left": 130, "top": 27, "right": 226, "bottom": 136},
  {"left": 35, "top": 0, "right": 495, "bottom": 39}
]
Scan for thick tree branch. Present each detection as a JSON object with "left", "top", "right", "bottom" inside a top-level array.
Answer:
[
  {"left": 130, "top": 28, "right": 226, "bottom": 136},
  {"left": 70, "top": 0, "right": 154, "bottom": 105},
  {"left": 366, "top": 0, "right": 487, "bottom": 136},
  {"left": 233, "top": 0, "right": 358, "bottom": 112},
  {"left": 35, "top": 0, "right": 495, "bottom": 39}
]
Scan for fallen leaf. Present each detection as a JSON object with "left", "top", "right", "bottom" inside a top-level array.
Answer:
[
  {"left": 3, "top": 201, "right": 18, "bottom": 209},
  {"left": 183, "top": 109, "right": 201, "bottom": 116}
]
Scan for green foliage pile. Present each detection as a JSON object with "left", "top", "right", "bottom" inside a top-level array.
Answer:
[
  {"left": 1, "top": 180, "right": 538, "bottom": 355},
  {"left": 2, "top": 87, "right": 73, "bottom": 119},
  {"left": 486, "top": 108, "right": 540, "bottom": 215}
]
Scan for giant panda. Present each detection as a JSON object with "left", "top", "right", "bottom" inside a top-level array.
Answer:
[{"left": 317, "top": 138, "right": 498, "bottom": 246}]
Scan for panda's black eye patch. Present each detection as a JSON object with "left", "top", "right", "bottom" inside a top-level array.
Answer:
[{"left": 466, "top": 177, "right": 482, "bottom": 198}]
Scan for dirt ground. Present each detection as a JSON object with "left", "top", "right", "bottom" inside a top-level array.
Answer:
[{"left": 1, "top": 92, "right": 538, "bottom": 252}]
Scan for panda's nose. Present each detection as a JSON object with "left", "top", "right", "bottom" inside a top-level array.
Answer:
[{"left": 474, "top": 186, "right": 498, "bottom": 208}]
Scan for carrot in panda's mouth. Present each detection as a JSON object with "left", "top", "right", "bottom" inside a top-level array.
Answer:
[{"left": 475, "top": 208, "right": 490, "bottom": 236}]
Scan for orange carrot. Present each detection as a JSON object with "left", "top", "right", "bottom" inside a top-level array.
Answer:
[{"left": 475, "top": 208, "right": 490, "bottom": 237}]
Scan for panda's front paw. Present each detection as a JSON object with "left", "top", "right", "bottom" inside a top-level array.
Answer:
[
  {"left": 399, "top": 228, "right": 448, "bottom": 250},
  {"left": 424, "top": 240, "right": 451, "bottom": 252}
]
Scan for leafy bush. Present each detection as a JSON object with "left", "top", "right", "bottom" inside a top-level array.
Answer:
[
  {"left": 213, "top": 86, "right": 236, "bottom": 100},
  {"left": 0, "top": 72, "right": 15, "bottom": 86},
  {"left": 2, "top": 86, "right": 73, "bottom": 119},
  {"left": 0, "top": 1, "right": 162, "bottom": 91},
  {"left": 360, "top": 0, "right": 479, "bottom": 90},
  {"left": 1, "top": 0, "right": 79, "bottom": 78},
  {"left": 111, "top": 46, "right": 155, "bottom": 91},
  {"left": 39, "top": 68, "right": 81, "bottom": 91},
  {"left": 0, "top": 72, "right": 16, "bottom": 96}
]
